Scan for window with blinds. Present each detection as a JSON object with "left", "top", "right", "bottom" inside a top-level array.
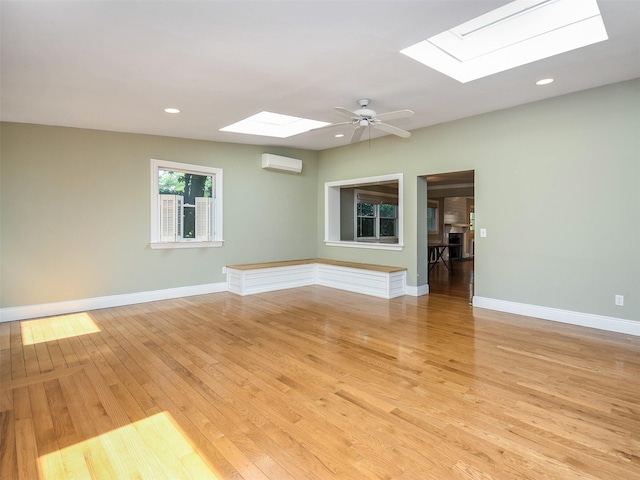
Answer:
[
  {"left": 159, "top": 195, "right": 214, "bottom": 242},
  {"left": 150, "top": 159, "right": 223, "bottom": 248}
]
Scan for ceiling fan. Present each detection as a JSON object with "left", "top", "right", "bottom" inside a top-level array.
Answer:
[{"left": 320, "top": 98, "right": 414, "bottom": 143}]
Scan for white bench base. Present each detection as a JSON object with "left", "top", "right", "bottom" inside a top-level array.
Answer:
[{"left": 227, "top": 260, "right": 406, "bottom": 299}]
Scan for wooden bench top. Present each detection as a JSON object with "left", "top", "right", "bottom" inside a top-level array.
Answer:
[{"left": 226, "top": 258, "right": 407, "bottom": 273}]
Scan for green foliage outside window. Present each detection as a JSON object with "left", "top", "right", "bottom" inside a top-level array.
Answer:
[
  {"left": 159, "top": 169, "right": 213, "bottom": 238},
  {"left": 357, "top": 202, "right": 397, "bottom": 238}
]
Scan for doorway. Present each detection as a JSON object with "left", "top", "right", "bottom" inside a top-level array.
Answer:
[{"left": 425, "top": 171, "right": 475, "bottom": 301}]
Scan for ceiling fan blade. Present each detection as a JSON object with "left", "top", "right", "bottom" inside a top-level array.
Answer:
[
  {"left": 350, "top": 126, "right": 365, "bottom": 143},
  {"left": 373, "top": 122, "right": 411, "bottom": 138},
  {"left": 334, "top": 107, "right": 359, "bottom": 119},
  {"left": 374, "top": 109, "right": 414, "bottom": 122}
]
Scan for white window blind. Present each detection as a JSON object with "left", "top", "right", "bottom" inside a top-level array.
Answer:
[
  {"left": 356, "top": 192, "right": 398, "bottom": 205},
  {"left": 195, "top": 197, "right": 213, "bottom": 241},
  {"left": 150, "top": 159, "right": 224, "bottom": 248},
  {"left": 160, "top": 195, "right": 184, "bottom": 242}
]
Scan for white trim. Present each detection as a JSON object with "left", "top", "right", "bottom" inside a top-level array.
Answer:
[
  {"left": 472, "top": 296, "right": 640, "bottom": 337},
  {"left": 7, "top": 285, "right": 635, "bottom": 339},
  {"left": 406, "top": 284, "right": 429, "bottom": 297},
  {"left": 325, "top": 173, "right": 403, "bottom": 248},
  {"left": 324, "top": 241, "right": 404, "bottom": 251},
  {"left": 0, "top": 282, "right": 227, "bottom": 323},
  {"left": 428, "top": 183, "right": 474, "bottom": 191},
  {"left": 355, "top": 189, "right": 398, "bottom": 205},
  {"left": 150, "top": 158, "right": 223, "bottom": 247},
  {"left": 149, "top": 241, "right": 224, "bottom": 249}
]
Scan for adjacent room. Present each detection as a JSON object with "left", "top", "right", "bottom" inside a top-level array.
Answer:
[{"left": 1, "top": 1, "right": 639, "bottom": 479}]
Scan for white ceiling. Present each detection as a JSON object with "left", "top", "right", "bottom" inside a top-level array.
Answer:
[{"left": 2, "top": 0, "right": 639, "bottom": 151}]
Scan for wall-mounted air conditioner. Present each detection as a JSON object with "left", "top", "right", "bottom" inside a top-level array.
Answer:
[{"left": 261, "top": 153, "right": 302, "bottom": 173}]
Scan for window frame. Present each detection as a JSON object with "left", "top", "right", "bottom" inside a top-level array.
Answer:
[
  {"left": 324, "top": 173, "right": 403, "bottom": 251},
  {"left": 379, "top": 202, "right": 398, "bottom": 238},
  {"left": 354, "top": 189, "right": 398, "bottom": 242},
  {"left": 427, "top": 199, "right": 439, "bottom": 233},
  {"left": 149, "top": 159, "right": 223, "bottom": 249}
]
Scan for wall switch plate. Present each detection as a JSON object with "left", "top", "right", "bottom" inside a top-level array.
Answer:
[
  {"left": 615, "top": 295, "right": 624, "bottom": 306},
  {"left": 222, "top": 266, "right": 227, "bottom": 274},
  {"left": 480, "top": 228, "right": 487, "bottom": 238}
]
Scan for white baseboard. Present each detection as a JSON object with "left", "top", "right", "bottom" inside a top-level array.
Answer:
[
  {"left": 406, "top": 284, "right": 429, "bottom": 297},
  {"left": 7, "top": 286, "right": 635, "bottom": 339},
  {"left": 0, "top": 282, "right": 228, "bottom": 323},
  {"left": 472, "top": 296, "right": 640, "bottom": 337}
]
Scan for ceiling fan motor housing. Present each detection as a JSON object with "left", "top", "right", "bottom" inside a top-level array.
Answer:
[
  {"left": 356, "top": 98, "right": 375, "bottom": 118},
  {"left": 355, "top": 108, "right": 376, "bottom": 119}
]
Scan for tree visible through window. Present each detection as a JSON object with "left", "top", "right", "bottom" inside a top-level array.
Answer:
[
  {"left": 357, "top": 203, "right": 376, "bottom": 237},
  {"left": 379, "top": 204, "right": 397, "bottom": 237},
  {"left": 356, "top": 190, "right": 398, "bottom": 240},
  {"left": 159, "top": 169, "right": 213, "bottom": 239},
  {"left": 150, "top": 159, "right": 223, "bottom": 247},
  {"left": 325, "top": 174, "right": 403, "bottom": 250}
]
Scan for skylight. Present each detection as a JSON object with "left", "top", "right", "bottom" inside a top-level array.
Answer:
[
  {"left": 220, "top": 111, "right": 330, "bottom": 138},
  {"left": 400, "top": 0, "right": 608, "bottom": 83}
]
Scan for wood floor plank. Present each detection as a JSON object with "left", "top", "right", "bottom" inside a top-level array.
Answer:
[
  {"left": 57, "top": 442, "right": 93, "bottom": 480},
  {"left": 10, "top": 321, "right": 28, "bottom": 380},
  {"left": 0, "top": 322, "right": 10, "bottom": 352},
  {"left": 12, "top": 386, "right": 32, "bottom": 422},
  {"left": 0, "top": 410, "right": 18, "bottom": 479},
  {"left": 0, "top": 387, "right": 12, "bottom": 413},
  {"left": 0, "top": 323, "right": 12, "bottom": 388},
  {"left": 15, "top": 417, "right": 39, "bottom": 480},
  {"left": 44, "top": 379, "right": 76, "bottom": 447},
  {"left": 132, "top": 410, "right": 198, "bottom": 479},
  {"left": 2, "top": 284, "right": 639, "bottom": 479}
]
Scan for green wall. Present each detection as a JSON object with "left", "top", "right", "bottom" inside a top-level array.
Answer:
[
  {"left": 317, "top": 78, "right": 640, "bottom": 321},
  {"left": 0, "top": 124, "right": 319, "bottom": 307},
  {"left": 2, "top": 79, "right": 638, "bottom": 323}
]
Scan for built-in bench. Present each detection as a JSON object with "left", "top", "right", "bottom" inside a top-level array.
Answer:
[{"left": 226, "top": 258, "right": 407, "bottom": 299}]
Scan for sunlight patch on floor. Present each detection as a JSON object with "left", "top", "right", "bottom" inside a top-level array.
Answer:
[
  {"left": 38, "top": 411, "right": 222, "bottom": 479},
  {"left": 21, "top": 312, "right": 101, "bottom": 345}
]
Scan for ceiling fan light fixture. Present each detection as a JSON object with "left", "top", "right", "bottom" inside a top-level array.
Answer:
[{"left": 400, "top": 0, "right": 607, "bottom": 83}]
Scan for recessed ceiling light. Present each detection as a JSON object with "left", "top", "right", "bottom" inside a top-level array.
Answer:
[
  {"left": 400, "top": 0, "right": 608, "bottom": 83},
  {"left": 536, "top": 78, "right": 554, "bottom": 85},
  {"left": 335, "top": 133, "right": 345, "bottom": 138},
  {"left": 220, "top": 111, "right": 330, "bottom": 138},
  {"left": 164, "top": 108, "right": 181, "bottom": 114}
]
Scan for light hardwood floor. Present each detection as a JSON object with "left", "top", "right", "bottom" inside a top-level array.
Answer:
[
  {"left": 1, "top": 287, "right": 639, "bottom": 479},
  {"left": 428, "top": 258, "right": 475, "bottom": 301}
]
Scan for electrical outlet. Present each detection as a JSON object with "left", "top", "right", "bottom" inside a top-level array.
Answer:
[
  {"left": 222, "top": 266, "right": 227, "bottom": 274},
  {"left": 615, "top": 295, "right": 624, "bottom": 306}
]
